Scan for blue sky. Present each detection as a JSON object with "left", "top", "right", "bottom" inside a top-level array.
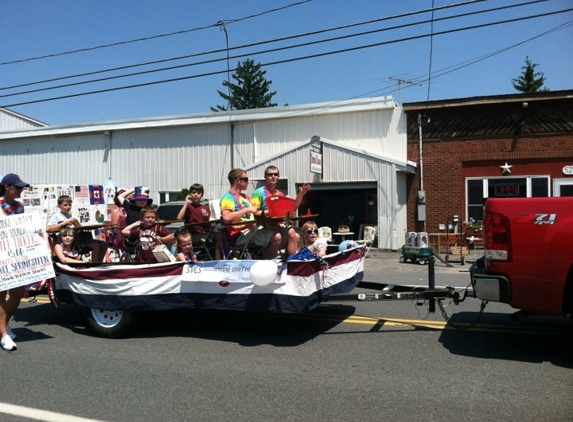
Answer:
[{"left": 1, "top": 0, "right": 572, "bottom": 126}]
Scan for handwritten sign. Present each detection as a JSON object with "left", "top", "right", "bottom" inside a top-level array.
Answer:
[{"left": 0, "top": 213, "right": 55, "bottom": 290}]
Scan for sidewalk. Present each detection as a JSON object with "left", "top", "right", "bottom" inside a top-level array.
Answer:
[{"left": 362, "top": 249, "right": 477, "bottom": 274}]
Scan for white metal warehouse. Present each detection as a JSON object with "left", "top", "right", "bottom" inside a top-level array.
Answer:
[{"left": 0, "top": 96, "right": 414, "bottom": 250}]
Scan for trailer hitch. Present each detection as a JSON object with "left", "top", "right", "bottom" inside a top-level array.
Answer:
[{"left": 330, "top": 284, "right": 471, "bottom": 303}]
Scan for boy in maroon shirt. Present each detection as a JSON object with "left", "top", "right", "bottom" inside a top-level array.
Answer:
[
  {"left": 122, "top": 206, "right": 174, "bottom": 263},
  {"left": 176, "top": 183, "right": 212, "bottom": 244}
]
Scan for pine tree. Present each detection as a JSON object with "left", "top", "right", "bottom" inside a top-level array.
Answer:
[
  {"left": 512, "top": 56, "right": 548, "bottom": 93},
  {"left": 211, "top": 59, "right": 277, "bottom": 111}
]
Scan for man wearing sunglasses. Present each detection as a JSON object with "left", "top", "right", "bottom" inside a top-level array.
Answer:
[
  {"left": 220, "top": 168, "right": 281, "bottom": 259},
  {"left": 251, "top": 165, "right": 311, "bottom": 256}
]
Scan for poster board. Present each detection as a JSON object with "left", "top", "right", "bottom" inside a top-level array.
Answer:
[
  {"left": 0, "top": 212, "right": 56, "bottom": 290},
  {"left": 21, "top": 184, "right": 118, "bottom": 226}
]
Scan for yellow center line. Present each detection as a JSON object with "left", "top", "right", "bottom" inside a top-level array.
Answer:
[
  {"left": 342, "top": 315, "right": 446, "bottom": 329},
  {"left": 340, "top": 314, "right": 570, "bottom": 335},
  {"left": 25, "top": 296, "right": 571, "bottom": 336}
]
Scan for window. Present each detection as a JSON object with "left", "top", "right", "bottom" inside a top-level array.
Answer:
[
  {"left": 466, "top": 176, "right": 550, "bottom": 222},
  {"left": 531, "top": 177, "right": 549, "bottom": 197},
  {"left": 467, "top": 179, "right": 484, "bottom": 222}
]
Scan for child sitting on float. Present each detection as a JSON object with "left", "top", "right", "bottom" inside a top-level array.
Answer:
[
  {"left": 174, "top": 229, "right": 197, "bottom": 262},
  {"left": 53, "top": 228, "right": 90, "bottom": 264},
  {"left": 122, "top": 206, "right": 174, "bottom": 263},
  {"left": 298, "top": 221, "right": 327, "bottom": 257}
]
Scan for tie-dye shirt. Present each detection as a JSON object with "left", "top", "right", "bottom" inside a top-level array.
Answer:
[
  {"left": 220, "top": 191, "right": 255, "bottom": 236},
  {"left": 250, "top": 185, "right": 284, "bottom": 211}
]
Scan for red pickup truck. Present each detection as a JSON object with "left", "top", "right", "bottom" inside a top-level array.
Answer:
[{"left": 470, "top": 197, "right": 573, "bottom": 319}]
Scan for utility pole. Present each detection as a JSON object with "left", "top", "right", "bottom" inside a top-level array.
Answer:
[
  {"left": 389, "top": 77, "right": 421, "bottom": 107},
  {"left": 215, "top": 20, "right": 232, "bottom": 111},
  {"left": 418, "top": 112, "right": 426, "bottom": 233},
  {"left": 215, "top": 20, "right": 234, "bottom": 167}
]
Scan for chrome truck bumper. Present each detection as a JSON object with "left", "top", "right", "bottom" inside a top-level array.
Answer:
[{"left": 469, "top": 257, "right": 510, "bottom": 303}]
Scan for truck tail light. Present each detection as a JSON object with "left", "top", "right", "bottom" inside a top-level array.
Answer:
[{"left": 484, "top": 210, "right": 511, "bottom": 261}]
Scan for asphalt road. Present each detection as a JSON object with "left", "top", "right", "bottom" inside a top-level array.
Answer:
[{"left": 1, "top": 254, "right": 572, "bottom": 422}]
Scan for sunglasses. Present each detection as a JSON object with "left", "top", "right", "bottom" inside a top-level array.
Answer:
[
  {"left": 11, "top": 185, "right": 24, "bottom": 191},
  {"left": 265, "top": 172, "right": 279, "bottom": 177},
  {"left": 237, "top": 177, "right": 249, "bottom": 182},
  {"left": 306, "top": 229, "right": 319, "bottom": 234}
]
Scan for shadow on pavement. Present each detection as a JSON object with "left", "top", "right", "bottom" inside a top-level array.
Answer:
[
  {"left": 439, "top": 311, "right": 573, "bottom": 368},
  {"left": 134, "top": 304, "right": 357, "bottom": 347}
]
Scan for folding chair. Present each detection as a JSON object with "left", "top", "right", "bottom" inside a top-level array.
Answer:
[
  {"left": 220, "top": 226, "right": 263, "bottom": 260},
  {"left": 192, "top": 221, "right": 220, "bottom": 261}
]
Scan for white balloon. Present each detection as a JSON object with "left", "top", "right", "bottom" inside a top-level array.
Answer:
[{"left": 250, "top": 260, "right": 277, "bottom": 286}]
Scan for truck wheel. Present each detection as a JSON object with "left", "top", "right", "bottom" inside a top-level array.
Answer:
[
  {"left": 399, "top": 256, "right": 405, "bottom": 263},
  {"left": 418, "top": 260, "right": 427, "bottom": 265},
  {"left": 83, "top": 308, "right": 138, "bottom": 338}
]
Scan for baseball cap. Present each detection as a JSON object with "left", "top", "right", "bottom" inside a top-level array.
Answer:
[{"left": 1, "top": 173, "right": 30, "bottom": 188}]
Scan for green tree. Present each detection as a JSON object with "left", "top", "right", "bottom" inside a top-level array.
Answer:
[
  {"left": 211, "top": 59, "right": 277, "bottom": 111},
  {"left": 512, "top": 56, "right": 548, "bottom": 93},
  {"left": 176, "top": 188, "right": 189, "bottom": 201}
]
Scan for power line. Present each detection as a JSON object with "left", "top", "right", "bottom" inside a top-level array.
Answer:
[
  {"left": 0, "top": 0, "right": 495, "bottom": 91},
  {"left": 3, "top": 9, "right": 570, "bottom": 109},
  {"left": 231, "top": 19, "right": 573, "bottom": 127},
  {"left": 0, "top": 0, "right": 315, "bottom": 66},
  {"left": 0, "top": 1, "right": 561, "bottom": 100},
  {"left": 427, "top": 0, "right": 436, "bottom": 102}
]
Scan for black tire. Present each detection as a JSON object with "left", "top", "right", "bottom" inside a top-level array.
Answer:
[
  {"left": 418, "top": 259, "right": 427, "bottom": 265},
  {"left": 83, "top": 308, "right": 138, "bottom": 338},
  {"left": 399, "top": 256, "right": 405, "bottom": 263}
]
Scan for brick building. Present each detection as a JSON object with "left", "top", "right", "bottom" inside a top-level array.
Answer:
[{"left": 403, "top": 90, "right": 573, "bottom": 242}]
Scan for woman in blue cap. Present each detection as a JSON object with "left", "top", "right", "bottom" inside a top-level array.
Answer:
[{"left": 0, "top": 173, "right": 30, "bottom": 351}]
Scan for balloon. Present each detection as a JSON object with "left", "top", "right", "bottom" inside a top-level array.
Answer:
[
  {"left": 250, "top": 260, "right": 278, "bottom": 286},
  {"left": 338, "top": 240, "right": 358, "bottom": 252},
  {"left": 102, "top": 178, "right": 118, "bottom": 187}
]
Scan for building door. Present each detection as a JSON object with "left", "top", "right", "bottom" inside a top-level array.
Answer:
[
  {"left": 554, "top": 179, "right": 573, "bottom": 197},
  {"left": 298, "top": 182, "right": 377, "bottom": 240}
]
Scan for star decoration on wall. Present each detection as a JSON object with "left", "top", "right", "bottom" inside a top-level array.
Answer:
[{"left": 500, "top": 162, "right": 513, "bottom": 174}]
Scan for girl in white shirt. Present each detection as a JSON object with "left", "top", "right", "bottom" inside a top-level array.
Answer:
[{"left": 299, "top": 221, "right": 327, "bottom": 257}]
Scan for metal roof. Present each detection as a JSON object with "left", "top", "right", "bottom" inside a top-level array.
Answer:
[
  {"left": 403, "top": 90, "right": 573, "bottom": 141},
  {"left": 0, "top": 107, "right": 48, "bottom": 131},
  {"left": 0, "top": 96, "right": 397, "bottom": 140}
]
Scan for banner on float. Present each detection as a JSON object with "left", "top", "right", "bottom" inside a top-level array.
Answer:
[
  {"left": 0, "top": 213, "right": 56, "bottom": 291},
  {"left": 181, "top": 260, "right": 283, "bottom": 284},
  {"left": 181, "top": 260, "right": 256, "bottom": 283}
]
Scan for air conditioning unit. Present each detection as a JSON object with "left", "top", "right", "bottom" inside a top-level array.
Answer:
[
  {"left": 405, "top": 232, "right": 417, "bottom": 247},
  {"left": 417, "top": 232, "right": 429, "bottom": 248}
]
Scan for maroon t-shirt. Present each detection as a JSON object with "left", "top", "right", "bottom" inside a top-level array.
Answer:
[
  {"left": 128, "top": 223, "right": 171, "bottom": 263},
  {"left": 184, "top": 203, "right": 211, "bottom": 234}
]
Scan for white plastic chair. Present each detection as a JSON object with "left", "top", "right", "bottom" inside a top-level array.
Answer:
[
  {"left": 318, "top": 226, "right": 333, "bottom": 243},
  {"left": 209, "top": 199, "right": 221, "bottom": 220},
  {"left": 362, "top": 226, "right": 377, "bottom": 246}
]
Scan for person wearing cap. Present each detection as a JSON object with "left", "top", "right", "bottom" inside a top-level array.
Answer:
[
  {"left": 114, "top": 186, "right": 153, "bottom": 225},
  {"left": 0, "top": 173, "right": 30, "bottom": 351}
]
